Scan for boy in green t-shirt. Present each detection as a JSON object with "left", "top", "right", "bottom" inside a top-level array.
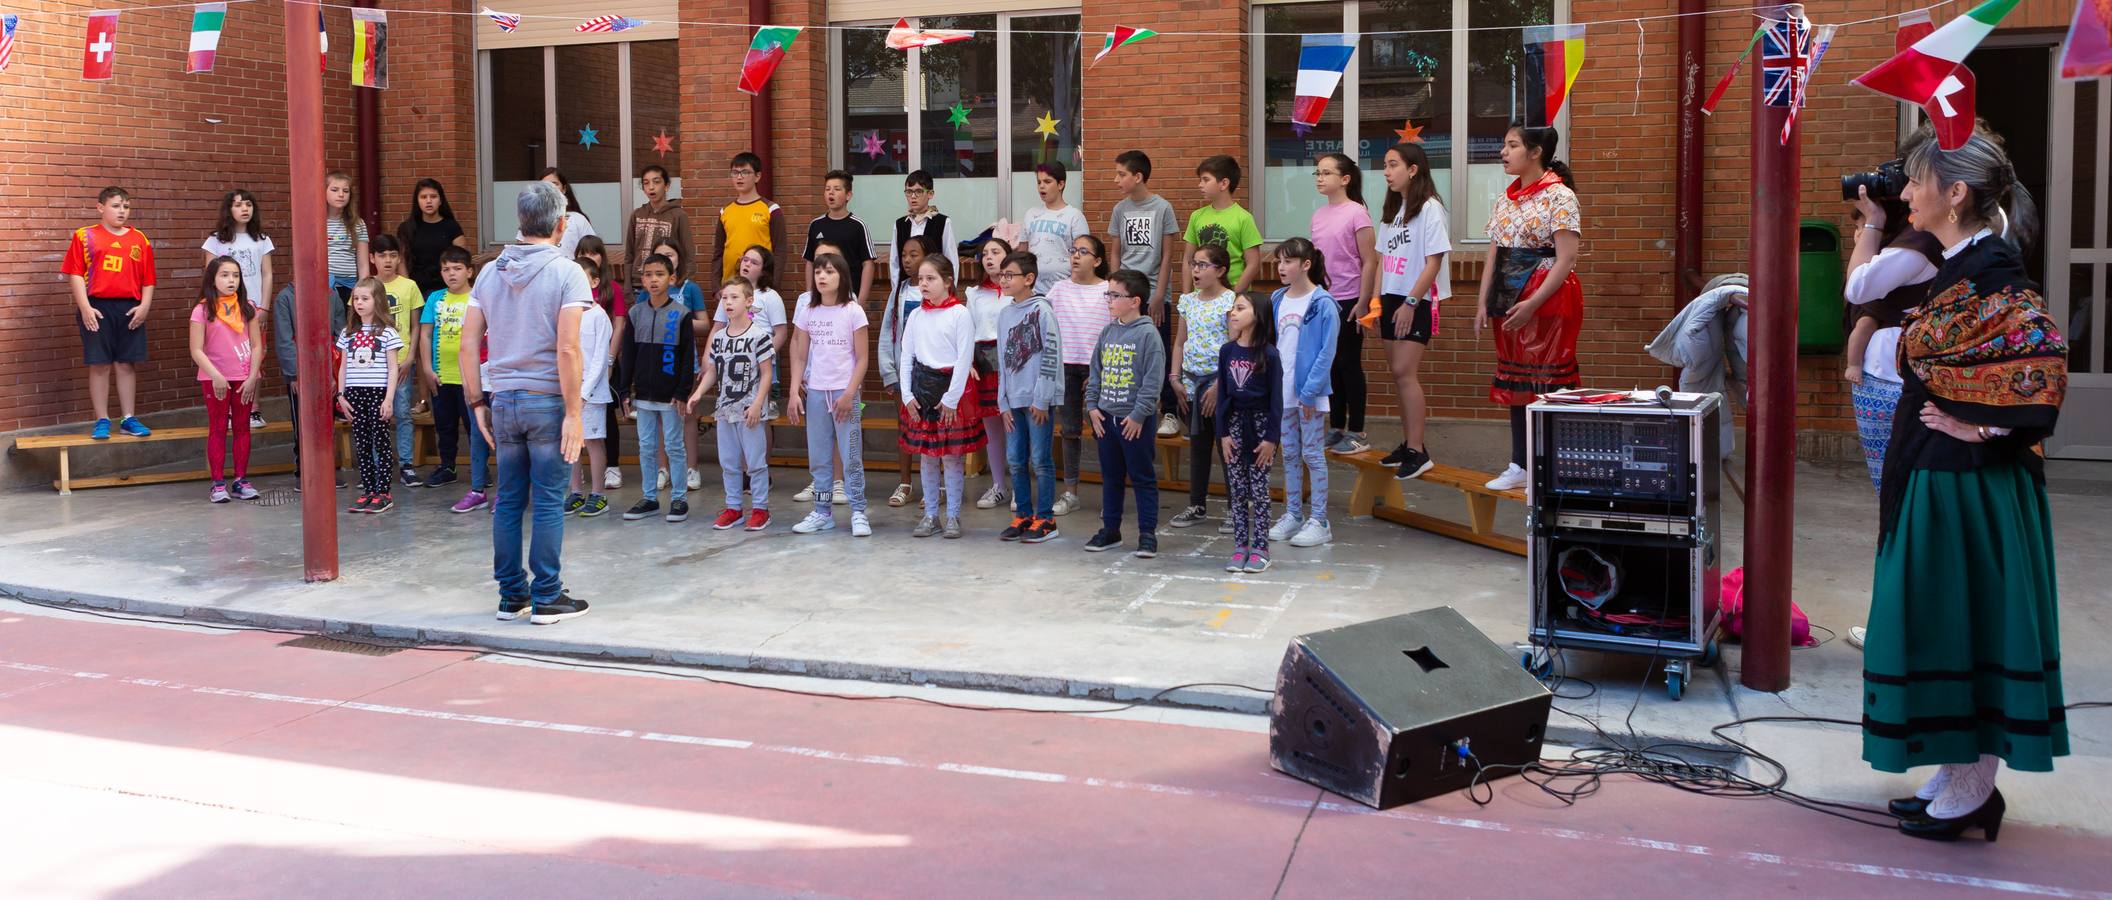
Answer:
[
  {"left": 371, "top": 234, "right": 426, "bottom": 485},
  {"left": 416, "top": 246, "right": 488, "bottom": 507},
  {"left": 1183, "top": 154, "right": 1264, "bottom": 294}
]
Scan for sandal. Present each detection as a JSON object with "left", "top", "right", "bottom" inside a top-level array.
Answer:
[{"left": 887, "top": 483, "right": 913, "bottom": 507}]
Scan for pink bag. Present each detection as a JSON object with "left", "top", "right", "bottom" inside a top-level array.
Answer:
[{"left": 1720, "top": 566, "right": 1817, "bottom": 647}]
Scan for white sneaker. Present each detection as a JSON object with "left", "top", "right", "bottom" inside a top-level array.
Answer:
[
  {"left": 1484, "top": 463, "right": 1528, "bottom": 492},
  {"left": 686, "top": 467, "right": 702, "bottom": 491},
  {"left": 1157, "top": 414, "right": 1180, "bottom": 437},
  {"left": 1268, "top": 512, "right": 1302, "bottom": 543},
  {"left": 1290, "top": 519, "right": 1333, "bottom": 548},
  {"left": 792, "top": 510, "right": 836, "bottom": 534},
  {"left": 794, "top": 482, "right": 817, "bottom": 502},
  {"left": 834, "top": 489, "right": 850, "bottom": 505},
  {"left": 657, "top": 469, "right": 671, "bottom": 491},
  {"left": 976, "top": 485, "right": 1007, "bottom": 509},
  {"left": 603, "top": 467, "right": 623, "bottom": 490},
  {"left": 249, "top": 410, "right": 267, "bottom": 429},
  {"left": 1051, "top": 491, "right": 1080, "bottom": 516},
  {"left": 850, "top": 511, "right": 872, "bottom": 537},
  {"left": 1847, "top": 626, "right": 1867, "bottom": 650}
]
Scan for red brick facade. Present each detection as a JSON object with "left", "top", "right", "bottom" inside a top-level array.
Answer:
[{"left": 0, "top": 0, "right": 2078, "bottom": 445}]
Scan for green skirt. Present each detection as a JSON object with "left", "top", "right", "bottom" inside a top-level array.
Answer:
[{"left": 1863, "top": 464, "right": 2066, "bottom": 773}]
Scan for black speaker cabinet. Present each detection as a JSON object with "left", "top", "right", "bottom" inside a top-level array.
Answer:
[{"left": 1269, "top": 607, "right": 1553, "bottom": 809}]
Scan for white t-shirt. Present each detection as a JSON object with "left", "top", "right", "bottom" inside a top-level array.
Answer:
[
  {"left": 714, "top": 287, "right": 788, "bottom": 331},
  {"left": 580, "top": 303, "right": 613, "bottom": 404},
  {"left": 965, "top": 284, "right": 1006, "bottom": 342},
  {"left": 1021, "top": 204, "right": 1090, "bottom": 294},
  {"left": 1377, "top": 200, "right": 1452, "bottom": 301},
  {"left": 202, "top": 232, "right": 276, "bottom": 303},
  {"left": 1276, "top": 290, "right": 1327, "bottom": 412}
]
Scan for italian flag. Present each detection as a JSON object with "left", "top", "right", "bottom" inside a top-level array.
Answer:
[
  {"left": 1093, "top": 25, "right": 1157, "bottom": 66},
  {"left": 1854, "top": 0, "right": 2017, "bottom": 105},
  {"left": 186, "top": 2, "right": 224, "bottom": 75},
  {"left": 738, "top": 26, "right": 800, "bottom": 96}
]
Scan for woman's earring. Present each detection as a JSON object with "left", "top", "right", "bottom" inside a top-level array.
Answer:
[{"left": 1947, "top": 208, "right": 1959, "bottom": 224}]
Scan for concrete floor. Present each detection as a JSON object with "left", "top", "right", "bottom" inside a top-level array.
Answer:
[{"left": 3, "top": 421, "right": 2108, "bottom": 830}]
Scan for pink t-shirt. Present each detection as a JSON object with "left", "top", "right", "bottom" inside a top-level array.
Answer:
[
  {"left": 1310, "top": 201, "right": 1375, "bottom": 302},
  {"left": 1046, "top": 279, "right": 1112, "bottom": 366},
  {"left": 794, "top": 301, "right": 870, "bottom": 392},
  {"left": 190, "top": 301, "right": 254, "bottom": 382}
]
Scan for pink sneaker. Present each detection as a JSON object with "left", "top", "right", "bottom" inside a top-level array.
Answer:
[{"left": 451, "top": 490, "right": 489, "bottom": 514}]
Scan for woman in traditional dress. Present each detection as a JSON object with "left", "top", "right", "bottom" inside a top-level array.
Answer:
[
  {"left": 1475, "top": 125, "right": 1582, "bottom": 492},
  {"left": 1867, "top": 129, "right": 2068, "bottom": 843}
]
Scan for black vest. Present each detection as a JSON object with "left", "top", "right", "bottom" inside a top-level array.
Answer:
[{"left": 895, "top": 211, "right": 951, "bottom": 261}]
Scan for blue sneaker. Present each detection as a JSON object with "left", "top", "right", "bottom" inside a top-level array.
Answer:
[
  {"left": 118, "top": 416, "right": 152, "bottom": 437},
  {"left": 90, "top": 418, "right": 111, "bottom": 440}
]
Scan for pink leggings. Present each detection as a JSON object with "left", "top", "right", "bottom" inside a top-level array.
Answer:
[{"left": 203, "top": 380, "right": 253, "bottom": 482}]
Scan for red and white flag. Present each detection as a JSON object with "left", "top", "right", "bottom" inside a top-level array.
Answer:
[
  {"left": 83, "top": 10, "right": 119, "bottom": 81},
  {"left": 885, "top": 17, "right": 972, "bottom": 50},
  {"left": 1896, "top": 9, "right": 1935, "bottom": 53},
  {"left": 1854, "top": 0, "right": 2017, "bottom": 149}
]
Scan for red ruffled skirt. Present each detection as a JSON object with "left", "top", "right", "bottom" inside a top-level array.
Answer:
[
  {"left": 899, "top": 369, "right": 990, "bottom": 457},
  {"left": 1490, "top": 270, "right": 1583, "bottom": 406}
]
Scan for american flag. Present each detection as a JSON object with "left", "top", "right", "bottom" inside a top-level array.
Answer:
[
  {"left": 480, "top": 7, "right": 520, "bottom": 33},
  {"left": 0, "top": 14, "right": 19, "bottom": 74},
  {"left": 575, "top": 15, "right": 644, "bottom": 33}
]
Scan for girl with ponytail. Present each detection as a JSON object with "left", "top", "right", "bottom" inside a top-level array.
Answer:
[{"left": 1475, "top": 124, "right": 1582, "bottom": 492}]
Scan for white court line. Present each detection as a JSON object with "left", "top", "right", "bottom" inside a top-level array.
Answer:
[
  {"left": 1121, "top": 575, "right": 1174, "bottom": 615},
  {"left": 4, "top": 655, "right": 2106, "bottom": 899},
  {"left": 1103, "top": 567, "right": 1376, "bottom": 589}
]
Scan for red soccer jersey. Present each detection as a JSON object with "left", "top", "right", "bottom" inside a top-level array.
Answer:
[{"left": 61, "top": 225, "right": 156, "bottom": 299}]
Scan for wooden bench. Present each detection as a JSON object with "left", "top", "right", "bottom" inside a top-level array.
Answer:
[
  {"left": 15, "top": 421, "right": 363, "bottom": 494},
  {"left": 1332, "top": 448, "right": 1527, "bottom": 556}
]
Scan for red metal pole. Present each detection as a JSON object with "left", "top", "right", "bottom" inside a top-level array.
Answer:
[
  {"left": 1675, "top": 0, "right": 1705, "bottom": 306},
  {"left": 287, "top": 3, "right": 339, "bottom": 581},
  {"left": 748, "top": 0, "right": 773, "bottom": 199},
  {"left": 1741, "top": 4, "right": 1801, "bottom": 691}
]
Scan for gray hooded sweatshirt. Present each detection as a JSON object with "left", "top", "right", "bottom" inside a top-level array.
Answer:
[
  {"left": 470, "top": 242, "right": 595, "bottom": 395},
  {"left": 1083, "top": 315, "right": 1166, "bottom": 424},
  {"left": 995, "top": 293, "right": 1063, "bottom": 412}
]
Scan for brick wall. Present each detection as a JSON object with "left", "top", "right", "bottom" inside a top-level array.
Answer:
[{"left": 0, "top": 0, "right": 474, "bottom": 434}]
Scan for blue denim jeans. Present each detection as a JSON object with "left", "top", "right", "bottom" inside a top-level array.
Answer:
[
  {"left": 393, "top": 381, "right": 414, "bottom": 468},
  {"left": 634, "top": 402, "right": 685, "bottom": 503},
  {"left": 1282, "top": 406, "right": 1329, "bottom": 524},
  {"left": 1006, "top": 407, "right": 1056, "bottom": 520},
  {"left": 491, "top": 390, "right": 570, "bottom": 604},
  {"left": 804, "top": 389, "right": 868, "bottom": 514}
]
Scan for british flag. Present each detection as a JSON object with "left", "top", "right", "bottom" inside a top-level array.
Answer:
[
  {"left": 481, "top": 7, "right": 521, "bottom": 33},
  {"left": 576, "top": 15, "right": 644, "bottom": 33},
  {"left": 0, "top": 14, "right": 19, "bottom": 74},
  {"left": 1760, "top": 16, "right": 1812, "bottom": 111}
]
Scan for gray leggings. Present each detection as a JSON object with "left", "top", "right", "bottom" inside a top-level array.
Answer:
[{"left": 804, "top": 388, "right": 868, "bottom": 514}]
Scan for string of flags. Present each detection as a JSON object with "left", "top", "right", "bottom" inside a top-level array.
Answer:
[
  {"left": 1093, "top": 25, "right": 1156, "bottom": 67},
  {"left": 575, "top": 14, "right": 644, "bottom": 34}
]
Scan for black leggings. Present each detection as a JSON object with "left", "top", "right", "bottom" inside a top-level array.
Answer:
[
  {"left": 1329, "top": 316, "right": 1365, "bottom": 433},
  {"left": 346, "top": 386, "right": 390, "bottom": 495},
  {"left": 1510, "top": 405, "right": 1528, "bottom": 468},
  {"left": 1187, "top": 375, "right": 1220, "bottom": 508}
]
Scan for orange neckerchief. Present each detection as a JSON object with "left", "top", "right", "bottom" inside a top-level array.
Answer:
[{"left": 212, "top": 295, "right": 247, "bottom": 335}]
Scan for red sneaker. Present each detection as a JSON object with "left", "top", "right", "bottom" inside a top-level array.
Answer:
[
  {"left": 745, "top": 508, "right": 772, "bottom": 531},
  {"left": 712, "top": 508, "right": 744, "bottom": 529}
]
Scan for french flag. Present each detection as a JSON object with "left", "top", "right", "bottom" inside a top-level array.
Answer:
[{"left": 1292, "top": 35, "right": 1354, "bottom": 134}]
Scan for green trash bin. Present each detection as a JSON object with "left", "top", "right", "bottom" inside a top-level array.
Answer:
[{"left": 1798, "top": 219, "right": 1844, "bottom": 353}]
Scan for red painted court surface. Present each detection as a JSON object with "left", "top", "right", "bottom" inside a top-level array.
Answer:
[{"left": 1, "top": 612, "right": 2107, "bottom": 900}]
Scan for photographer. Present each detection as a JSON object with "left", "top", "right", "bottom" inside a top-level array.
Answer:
[{"left": 1843, "top": 130, "right": 1945, "bottom": 485}]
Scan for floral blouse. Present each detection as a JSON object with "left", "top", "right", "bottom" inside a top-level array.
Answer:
[{"left": 1486, "top": 183, "right": 1582, "bottom": 249}]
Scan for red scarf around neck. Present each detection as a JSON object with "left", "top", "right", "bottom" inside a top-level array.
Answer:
[
  {"left": 922, "top": 293, "right": 963, "bottom": 312},
  {"left": 1506, "top": 169, "right": 1564, "bottom": 204}
]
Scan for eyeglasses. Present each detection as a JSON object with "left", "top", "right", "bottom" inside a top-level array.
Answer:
[
  {"left": 903, "top": 188, "right": 930, "bottom": 196},
  {"left": 1069, "top": 247, "right": 1098, "bottom": 256},
  {"left": 1192, "top": 260, "right": 1221, "bottom": 269},
  {"left": 1107, "top": 292, "right": 1136, "bottom": 301},
  {"left": 1312, "top": 169, "right": 1342, "bottom": 177},
  {"left": 998, "top": 271, "right": 1027, "bottom": 280}
]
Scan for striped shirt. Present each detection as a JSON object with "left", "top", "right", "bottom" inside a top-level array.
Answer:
[
  {"left": 326, "top": 216, "right": 369, "bottom": 279},
  {"left": 1045, "top": 278, "right": 1111, "bottom": 366}
]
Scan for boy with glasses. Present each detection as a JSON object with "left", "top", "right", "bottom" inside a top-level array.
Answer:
[
  {"left": 891, "top": 170, "right": 958, "bottom": 288},
  {"left": 993, "top": 252, "right": 1062, "bottom": 543},
  {"left": 712, "top": 152, "right": 786, "bottom": 284}
]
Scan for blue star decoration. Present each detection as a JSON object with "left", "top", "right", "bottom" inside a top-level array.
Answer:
[{"left": 578, "top": 124, "right": 600, "bottom": 149}]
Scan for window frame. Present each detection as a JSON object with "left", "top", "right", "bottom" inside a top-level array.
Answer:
[{"left": 1248, "top": 0, "right": 1571, "bottom": 242}]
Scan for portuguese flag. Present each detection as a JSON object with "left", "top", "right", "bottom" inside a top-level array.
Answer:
[
  {"left": 1854, "top": 0, "right": 2016, "bottom": 108},
  {"left": 739, "top": 26, "right": 801, "bottom": 96}
]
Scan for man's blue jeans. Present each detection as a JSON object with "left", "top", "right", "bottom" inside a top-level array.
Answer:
[{"left": 492, "top": 390, "right": 570, "bottom": 604}]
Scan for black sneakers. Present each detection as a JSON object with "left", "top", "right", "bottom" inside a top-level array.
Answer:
[
  {"left": 425, "top": 467, "right": 459, "bottom": 488},
  {"left": 1169, "top": 505, "right": 1208, "bottom": 528},
  {"left": 1000, "top": 517, "right": 1030, "bottom": 541},
  {"left": 1083, "top": 528, "right": 1123, "bottom": 552},
  {"left": 623, "top": 498, "right": 660, "bottom": 520},
  {"left": 666, "top": 499, "right": 690, "bottom": 522},
  {"left": 1380, "top": 443, "right": 1409, "bottom": 465},
  {"left": 496, "top": 595, "right": 532, "bottom": 621},
  {"left": 1022, "top": 518, "right": 1059, "bottom": 543},
  {"left": 1394, "top": 446, "right": 1435, "bottom": 481},
  {"left": 1134, "top": 534, "right": 1159, "bottom": 559},
  {"left": 529, "top": 593, "right": 590, "bottom": 625}
]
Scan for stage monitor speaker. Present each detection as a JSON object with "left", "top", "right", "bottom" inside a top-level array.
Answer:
[{"left": 1269, "top": 607, "right": 1552, "bottom": 809}]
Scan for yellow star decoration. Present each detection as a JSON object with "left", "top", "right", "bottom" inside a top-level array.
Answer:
[
  {"left": 1033, "top": 111, "right": 1060, "bottom": 139},
  {"left": 1394, "top": 119, "right": 1424, "bottom": 143}
]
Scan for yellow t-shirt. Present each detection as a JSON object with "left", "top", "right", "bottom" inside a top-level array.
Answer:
[
  {"left": 383, "top": 276, "right": 423, "bottom": 349},
  {"left": 719, "top": 198, "right": 779, "bottom": 280}
]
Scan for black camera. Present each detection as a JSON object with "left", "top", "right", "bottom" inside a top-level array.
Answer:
[{"left": 1842, "top": 158, "right": 1907, "bottom": 202}]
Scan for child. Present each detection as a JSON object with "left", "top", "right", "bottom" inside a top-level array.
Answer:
[
  {"left": 691, "top": 277, "right": 777, "bottom": 531},
  {"left": 1311, "top": 153, "right": 1378, "bottom": 455},
  {"left": 965, "top": 236, "right": 1013, "bottom": 511},
  {"left": 272, "top": 279, "right": 346, "bottom": 489},
  {"left": 1021, "top": 162, "right": 1089, "bottom": 295},
  {"left": 878, "top": 234, "right": 935, "bottom": 507},
  {"left": 804, "top": 170, "right": 878, "bottom": 306},
  {"left": 625, "top": 164, "right": 695, "bottom": 292},
  {"left": 1083, "top": 269, "right": 1167, "bottom": 558},
  {"left": 63, "top": 186, "right": 157, "bottom": 439},
  {"left": 1168, "top": 243, "right": 1238, "bottom": 530},
  {"left": 890, "top": 169, "right": 959, "bottom": 289},
  {"left": 201, "top": 188, "right": 275, "bottom": 333},
  {"left": 566, "top": 256, "right": 616, "bottom": 518},
  {"left": 577, "top": 235, "right": 628, "bottom": 491},
  {"left": 1368, "top": 141, "right": 1451, "bottom": 480},
  {"left": 791, "top": 240, "right": 852, "bottom": 507},
  {"left": 994, "top": 250, "right": 1062, "bottom": 543},
  {"left": 651, "top": 235, "right": 706, "bottom": 494},
  {"left": 418, "top": 246, "right": 490, "bottom": 511},
  {"left": 335, "top": 278, "right": 404, "bottom": 513},
  {"left": 1045, "top": 234, "right": 1113, "bottom": 516},
  {"left": 190, "top": 256, "right": 265, "bottom": 503},
  {"left": 1217, "top": 293, "right": 1283, "bottom": 572},
  {"left": 713, "top": 152, "right": 787, "bottom": 284},
  {"left": 788, "top": 252, "right": 873, "bottom": 536},
  {"left": 1109, "top": 151, "right": 1182, "bottom": 437},
  {"left": 325, "top": 170, "right": 369, "bottom": 301},
  {"left": 616, "top": 254, "right": 704, "bottom": 523},
  {"left": 1183, "top": 155, "right": 1263, "bottom": 294},
  {"left": 726, "top": 244, "right": 790, "bottom": 412},
  {"left": 538, "top": 168, "right": 598, "bottom": 257},
  {"left": 899, "top": 254, "right": 986, "bottom": 539},
  {"left": 371, "top": 234, "right": 426, "bottom": 486},
  {"left": 1267, "top": 238, "right": 1343, "bottom": 549},
  {"left": 652, "top": 236, "right": 708, "bottom": 314},
  {"left": 396, "top": 177, "right": 471, "bottom": 298}
]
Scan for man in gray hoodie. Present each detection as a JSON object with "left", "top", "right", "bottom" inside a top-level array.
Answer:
[
  {"left": 461, "top": 181, "right": 594, "bottom": 625},
  {"left": 1083, "top": 269, "right": 1167, "bottom": 558}
]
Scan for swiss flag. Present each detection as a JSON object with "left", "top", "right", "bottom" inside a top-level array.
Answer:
[{"left": 82, "top": 10, "right": 118, "bottom": 81}]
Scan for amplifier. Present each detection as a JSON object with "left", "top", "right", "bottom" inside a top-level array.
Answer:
[{"left": 1529, "top": 392, "right": 1722, "bottom": 520}]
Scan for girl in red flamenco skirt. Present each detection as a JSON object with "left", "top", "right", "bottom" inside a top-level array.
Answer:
[{"left": 1476, "top": 125, "right": 1583, "bottom": 492}]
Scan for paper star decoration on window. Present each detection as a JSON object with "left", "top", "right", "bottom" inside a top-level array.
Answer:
[
  {"left": 860, "top": 131, "right": 887, "bottom": 159},
  {"left": 947, "top": 102, "right": 970, "bottom": 129},
  {"left": 1394, "top": 119, "right": 1424, "bottom": 143},
  {"left": 578, "top": 124, "right": 600, "bottom": 149},
  {"left": 652, "top": 128, "right": 674, "bottom": 156},
  {"left": 1033, "top": 112, "right": 1059, "bottom": 139}
]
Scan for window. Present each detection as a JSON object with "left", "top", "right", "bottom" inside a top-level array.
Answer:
[
  {"left": 478, "top": 40, "right": 685, "bottom": 247},
  {"left": 1253, "top": 0, "right": 1558, "bottom": 240},
  {"left": 834, "top": 13, "right": 1082, "bottom": 259}
]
